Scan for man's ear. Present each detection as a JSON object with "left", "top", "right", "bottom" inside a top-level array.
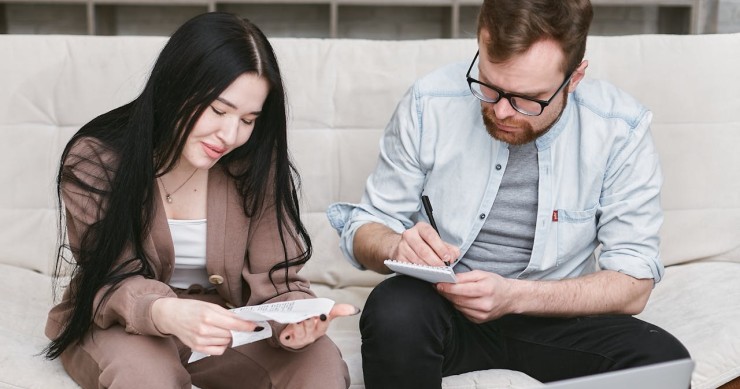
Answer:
[{"left": 567, "top": 60, "right": 589, "bottom": 92}]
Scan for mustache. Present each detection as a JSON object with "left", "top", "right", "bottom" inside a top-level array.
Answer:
[{"left": 481, "top": 107, "right": 528, "bottom": 129}]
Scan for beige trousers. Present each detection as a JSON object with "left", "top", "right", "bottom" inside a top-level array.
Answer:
[{"left": 60, "top": 290, "right": 350, "bottom": 389}]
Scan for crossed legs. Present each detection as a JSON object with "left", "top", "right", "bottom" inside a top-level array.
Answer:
[
  {"left": 360, "top": 275, "right": 690, "bottom": 389},
  {"left": 61, "top": 324, "right": 348, "bottom": 389}
]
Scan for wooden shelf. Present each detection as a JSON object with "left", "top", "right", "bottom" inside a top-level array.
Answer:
[
  {"left": 0, "top": 0, "right": 705, "bottom": 36},
  {"left": 590, "top": 0, "right": 702, "bottom": 33}
]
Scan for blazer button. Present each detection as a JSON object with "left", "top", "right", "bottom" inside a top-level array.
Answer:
[{"left": 208, "top": 274, "right": 224, "bottom": 285}]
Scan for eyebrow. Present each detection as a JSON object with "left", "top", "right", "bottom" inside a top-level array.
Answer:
[
  {"left": 478, "top": 73, "right": 550, "bottom": 99},
  {"left": 215, "top": 97, "right": 262, "bottom": 115}
]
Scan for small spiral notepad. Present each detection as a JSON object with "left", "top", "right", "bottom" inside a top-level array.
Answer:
[{"left": 384, "top": 259, "right": 457, "bottom": 283}]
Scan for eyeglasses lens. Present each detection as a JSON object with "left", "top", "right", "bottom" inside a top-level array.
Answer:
[{"left": 470, "top": 82, "right": 542, "bottom": 116}]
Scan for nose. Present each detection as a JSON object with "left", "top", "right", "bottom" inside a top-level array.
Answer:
[
  {"left": 489, "top": 97, "right": 517, "bottom": 120},
  {"left": 217, "top": 115, "right": 240, "bottom": 146}
]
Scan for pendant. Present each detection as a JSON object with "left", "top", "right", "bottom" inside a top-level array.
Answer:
[{"left": 166, "top": 194, "right": 172, "bottom": 203}]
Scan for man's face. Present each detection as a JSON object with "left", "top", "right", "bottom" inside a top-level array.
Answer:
[{"left": 477, "top": 31, "right": 581, "bottom": 145}]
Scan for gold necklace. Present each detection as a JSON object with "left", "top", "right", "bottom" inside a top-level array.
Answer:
[{"left": 158, "top": 168, "right": 198, "bottom": 203}]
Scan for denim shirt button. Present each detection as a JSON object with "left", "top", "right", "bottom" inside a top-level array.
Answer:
[
  {"left": 479, "top": 213, "right": 486, "bottom": 219},
  {"left": 495, "top": 164, "right": 502, "bottom": 170}
]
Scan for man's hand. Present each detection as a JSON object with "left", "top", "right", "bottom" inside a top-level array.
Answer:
[
  {"left": 391, "top": 222, "right": 460, "bottom": 266},
  {"left": 436, "top": 270, "right": 654, "bottom": 322},
  {"left": 151, "top": 298, "right": 261, "bottom": 356},
  {"left": 353, "top": 222, "right": 460, "bottom": 273},
  {"left": 436, "top": 270, "right": 514, "bottom": 323},
  {"left": 279, "top": 303, "right": 360, "bottom": 349}
]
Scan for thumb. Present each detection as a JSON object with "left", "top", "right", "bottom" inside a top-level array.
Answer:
[
  {"left": 328, "top": 303, "right": 361, "bottom": 319},
  {"left": 455, "top": 269, "right": 491, "bottom": 283}
]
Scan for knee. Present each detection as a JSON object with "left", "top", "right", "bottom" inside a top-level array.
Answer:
[
  {"left": 363, "top": 276, "right": 435, "bottom": 320},
  {"left": 68, "top": 325, "right": 189, "bottom": 389},
  {"left": 360, "top": 276, "right": 450, "bottom": 340},
  {"left": 297, "top": 337, "right": 350, "bottom": 388},
  {"left": 99, "top": 337, "right": 189, "bottom": 388},
  {"left": 104, "top": 363, "right": 189, "bottom": 389},
  {"left": 642, "top": 329, "right": 690, "bottom": 362},
  {"left": 623, "top": 324, "right": 691, "bottom": 367},
  {"left": 247, "top": 337, "right": 349, "bottom": 389}
]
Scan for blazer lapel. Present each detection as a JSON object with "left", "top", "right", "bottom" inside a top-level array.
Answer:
[
  {"left": 206, "top": 166, "right": 249, "bottom": 306},
  {"left": 149, "top": 181, "right": 174, "bottom": 280}
]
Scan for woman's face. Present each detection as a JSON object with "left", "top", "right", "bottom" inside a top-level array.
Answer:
[{"left": 178, "top": 72, "right": 270, "bottom": 172}]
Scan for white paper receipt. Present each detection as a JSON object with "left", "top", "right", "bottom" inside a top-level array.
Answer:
[{"left": 189, "top": 298, "right": 335, "bottom": 363}]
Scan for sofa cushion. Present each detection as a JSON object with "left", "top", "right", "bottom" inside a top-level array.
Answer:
[
  {"left": 637, "top": 261, "right": 740, "bottom": 388},
  {"left": 584, "top": 34, "right": 740, "bottom": 267},
  {"left": 0, "top": 264, "right": 77, "bottom": 388},
  {"left": 0, "top": 36, "right": 165, "bottom": 277}
]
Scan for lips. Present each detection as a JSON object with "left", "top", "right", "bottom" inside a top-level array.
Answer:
[
  {"left": 495, "top": 122, "right": 519, "bottom": 133},
  {"left": 202, "top": 142, "right": 226, "bottom": 159}
]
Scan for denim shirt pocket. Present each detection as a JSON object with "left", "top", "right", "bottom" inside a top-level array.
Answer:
[{"left": 555, "top": 206, "right": 598, "bottom": 266}]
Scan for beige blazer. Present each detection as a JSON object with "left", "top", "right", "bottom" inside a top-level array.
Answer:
[{"left": 46, "top": 137, "right": 314, "bottom": 347}]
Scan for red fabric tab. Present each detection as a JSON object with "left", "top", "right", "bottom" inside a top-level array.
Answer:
[{"left": 552, "top": 210, "right": 558, "bottom": 222}]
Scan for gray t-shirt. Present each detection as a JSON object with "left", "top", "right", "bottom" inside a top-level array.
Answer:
[{"left": 457, "top": 142, "right": 539, "bottom": 278}]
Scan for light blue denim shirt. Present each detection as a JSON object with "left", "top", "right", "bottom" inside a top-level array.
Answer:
[{"left": 327, "top": 61, "right": 664, "bottom": 282}]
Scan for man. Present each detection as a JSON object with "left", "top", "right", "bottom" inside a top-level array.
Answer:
[{"left": 327, "top": 0, "right": 690, "bottom": 388}]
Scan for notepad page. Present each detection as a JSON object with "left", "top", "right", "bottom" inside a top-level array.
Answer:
[{"left": 384, "top": 260, "right": 457, "bottom": 283}]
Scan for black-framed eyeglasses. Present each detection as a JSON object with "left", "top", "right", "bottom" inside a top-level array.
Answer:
[{"left": 466, "top": 51, "right": 574, "bottom": 116}]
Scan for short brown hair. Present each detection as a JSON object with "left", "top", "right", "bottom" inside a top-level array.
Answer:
[{"left": 477, "top": 0, "right": 593, "bottom": 74}]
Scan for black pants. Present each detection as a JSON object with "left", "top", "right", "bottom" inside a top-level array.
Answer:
[{"left": 360, "top": 276, "right": 690, "bottom": 389}]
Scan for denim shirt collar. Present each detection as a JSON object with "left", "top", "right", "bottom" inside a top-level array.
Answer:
[{"left": 534, "top": 93, "right": 574, "bottom": 151}]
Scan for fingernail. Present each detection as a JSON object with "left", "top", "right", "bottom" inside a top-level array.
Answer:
[
  {"left": 320, "top": 314, "right": 327, "bottom": 322},
  {"left": 254, "top": 326, "right": 264, "bottom": 332},
  {"left": 354, "top": 306, "right": 362, "bottom": 315}
]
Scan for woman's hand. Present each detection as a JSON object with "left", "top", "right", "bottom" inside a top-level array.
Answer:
[
  {"left": 151, "top": 297, "right": 261, "bottom": 356},
  {"left": 278, "top": 303, "right": 360, "bottom": 349}
]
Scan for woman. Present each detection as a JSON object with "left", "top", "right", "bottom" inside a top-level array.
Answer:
[{"left": 44, "top": 12, "right": 354, "bottom": 388}]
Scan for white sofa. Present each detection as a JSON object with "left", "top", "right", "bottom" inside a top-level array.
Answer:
[{"left": 1, "top": 33, "right": 739, "bottom": 389}]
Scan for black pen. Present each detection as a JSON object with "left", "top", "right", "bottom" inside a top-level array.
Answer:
[{"left": 421, "top": 195, "right": 450, "bottom": 266}]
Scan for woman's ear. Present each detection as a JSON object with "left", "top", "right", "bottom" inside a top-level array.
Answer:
[{"left": 567, "top": 60, "right": 589, "bottom": 92}]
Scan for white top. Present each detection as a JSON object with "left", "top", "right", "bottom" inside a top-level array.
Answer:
[{"left": 167, "top": 219, "right": 209, "bottom": 289}]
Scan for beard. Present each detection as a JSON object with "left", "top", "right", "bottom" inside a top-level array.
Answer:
[
  {"left": 481, "top": 93, "right": 567, "bottom": 145},
  {"left": 482, "top": 112, "right": 540, "bottom": 145}
]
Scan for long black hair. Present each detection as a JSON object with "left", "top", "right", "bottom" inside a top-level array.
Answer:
[{"left": 44, "top": 12, "right": 311, "bottom": 360}]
